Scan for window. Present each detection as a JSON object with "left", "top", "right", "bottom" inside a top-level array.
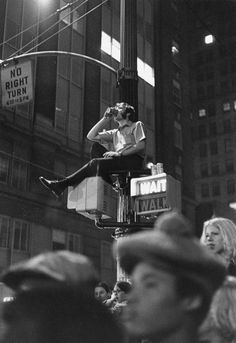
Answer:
[
  {"left": 172, "top": 80, "right": 182, "bottom": 106},
  {"left": 227, "top": 179, "right": 235, "bottom": 194},
  {"left": 209, "top": 122, "right": 217, "bottom": 136},
  {"left": 209, "top": 141, "right": 218, "bottom": 155},
  {"left": 234, "top": 100, "right": 236, "bottom": 111},
  {"left": 0, "top": 154, "right": 10, "bottom": 183},
  {"left": 225, "top": 159, "right": 234, "bottom": 173},
  {"left": 221, "top": 81, "right": 229, "bottom": 95},
  {"left": 225, "top": 138, "right": 232, "bottom": 152},
  {"left": 67, "top": 233, "right": 82, "bottom": 252},
  {"left": 211, "top": 162, "right": 219, "bottom": 175},
  {"left": 198, "top": 125, "right": 207, "bottom": 139},
  {"left": 206, "top": 84, "right": 215, "bottom": 98},
  {"left": 11, "top": 159, "right": 27, "bottom": 190},
  {"left": 208, "top": 103, "right": 216, "bottom": 116},
  {"left": 212, "top": 182, "right": 220, "bottom": 196},
  {"left": 223, "top": 102, "right": 230, "bottom": 112},
  {"left": 199, "top": 143, "right": 207, "bottom": 158},
  {"left": 198, "top": 108, "right": 206, "bottom": 118},
  {"left": 201, "top": 183, "right": 209, "bottom": 198},
  {"left": 200, "top": 164, "right": 208, "bottom": 177},
  {"left": 0, "top": 216, "right": 10, "bottom": 248},
  {"left": 174, "top": 121, "right": 182, "bottom": 149},
  {"left": 204, "top": 34, "right": 214, "bottom": 44},
  {"left": 197, "top": 86, "right": 205, "bottom": 99},
  {"left": 223, "top": 119, "right": 232, "bottom": 133},
  {"left": 13, "top": 220, "right": 29, "bottom": 251},
  {"left": 52, "top": 229, "right": 66, "bottom": 251}
]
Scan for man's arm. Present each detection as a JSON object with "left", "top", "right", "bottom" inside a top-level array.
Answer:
[{"left": 87, "top": 108, "right": 112, "bottom": 142}]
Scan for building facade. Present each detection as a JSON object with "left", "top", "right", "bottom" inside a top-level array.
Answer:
[{"left": 185, "top": 0, "right": 236, "bottom": 232}]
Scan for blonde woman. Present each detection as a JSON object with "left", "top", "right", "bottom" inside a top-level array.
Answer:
[
  {"left": 200, "top": 276, "right": 236, "bottom": 343},
  {"left": 201, "top": 217, "right": 236, "bottom": 276}
]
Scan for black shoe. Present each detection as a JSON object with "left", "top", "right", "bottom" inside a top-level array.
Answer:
[{"left": 39, "top": 177, "right": 65, "bottom": 198}]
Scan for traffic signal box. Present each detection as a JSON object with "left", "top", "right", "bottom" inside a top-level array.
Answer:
[{"left": 67, "top": 177, "right": 117, "bottom": 220}]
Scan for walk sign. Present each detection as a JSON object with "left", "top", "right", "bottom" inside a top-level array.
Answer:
[{"left": 1, "top": 61, "right": 33, "bottom": 107}]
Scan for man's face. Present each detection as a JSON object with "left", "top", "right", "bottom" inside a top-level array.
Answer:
[
  {"left": 203, "top": 225, "right": 224, "bottom": 255},
  {"left": 123, "top": 262, "right": 185, "bottom": 340},
  {"left": 113, "top": 103, "right": 126, "bottom": 122}
]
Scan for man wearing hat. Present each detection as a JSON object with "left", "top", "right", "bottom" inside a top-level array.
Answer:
[
  {"left": 114, "top": 211, "right": 226, "bottom": 343},
  {"left": 0, "top": 251, "right": 124, "bottom": 343}
]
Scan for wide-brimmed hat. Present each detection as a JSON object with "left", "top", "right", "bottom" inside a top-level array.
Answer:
[
  {"left": 1, "top": 250, "right": 98, "bottom": 291},
  {"left": 114, "top": 211, "right": 226, "bottom": 297}
]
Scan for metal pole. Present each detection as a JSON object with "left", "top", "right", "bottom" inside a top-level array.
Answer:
[
  {"left": 118, "top": 0, "right": 138, "bottom": 119},
  {"left": 115, "top": 0, "right": 138, "bottom": 281}
]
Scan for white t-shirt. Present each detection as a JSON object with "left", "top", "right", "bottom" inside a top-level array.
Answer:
[{"left": 98, "top": 121, "right": 146, "bottom": 158}]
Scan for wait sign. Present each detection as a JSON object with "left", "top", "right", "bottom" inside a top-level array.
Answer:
[
  {"left": 1, "top": 61, "right": 33, "bottom": 107},
  {"left": 131, "top": 173, "right": 182, "bottom": 216}
]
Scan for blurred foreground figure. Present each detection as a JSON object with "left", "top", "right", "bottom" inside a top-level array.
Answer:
[
  {"left": 0, "top": 251, "right": 124, "bottom": 343},
  {"left": 199, "top": 276, "right": 236, "bottom": 343},
  {"left": 114, "top": 211, "right": 226, "bottom": 343}
]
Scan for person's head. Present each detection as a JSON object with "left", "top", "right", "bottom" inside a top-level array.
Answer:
[
  {"left": 0, "top": 250, "right": 98, "bottom": 293},
  {"left": 94, "top": 282, "right": 110, "bottom": 302},
  {"left": 0, "top": 251, "right": 124, "bottom": 343},
  {"left": 113, "top": 281, "right": 131, "bottom": 303},
  {"left": 1, "top": 285, "right": 124, "bottom": 343},
  {"left": 113, "top": 102, "right": 136, "bottom": 123},
  {"left": 200, "top": 276, "right": 236, "bottom": 343},
  {"left": 201, "top": 217, "right": 236, "bottom": 266},
  {"left": 113, "top": 211, "right": 226, "bottom": 341}
]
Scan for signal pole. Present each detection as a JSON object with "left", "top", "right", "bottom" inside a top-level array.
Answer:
[
  {"left": 119, "top": 0, "right": 138, "bottom": 120},
  {"left": 115, "top": 0, "right": 139, "bottom": 281}
]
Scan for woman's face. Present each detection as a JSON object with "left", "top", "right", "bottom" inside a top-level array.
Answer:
[{"left": 203, "top": 225, "right": 224, "bottom": 255}]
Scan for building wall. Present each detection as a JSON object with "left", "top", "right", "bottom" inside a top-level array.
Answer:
[{"left": 187, "top": 0, "right": 236, "bottom": 223}]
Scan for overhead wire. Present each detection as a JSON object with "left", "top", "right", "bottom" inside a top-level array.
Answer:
[
  {"left": 23, "top": 0, "right": 108, "bottom": 55},
  {"left": 9, "top": 0, "right": 89, "bottom": 58},
  {"left": 0, "top": 0, "right": 82, "bottom": 51}
]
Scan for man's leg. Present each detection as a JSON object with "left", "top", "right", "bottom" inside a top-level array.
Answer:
[{"left": 39, "top": 155, "right": 143, "bottom": 197}]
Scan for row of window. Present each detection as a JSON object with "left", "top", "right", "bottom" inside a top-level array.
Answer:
[
  {"left": 199, "top": 159, "right": 234, "bottom": 178},
  {"left": 0, "top": 216, "right": 82, "bottom": 253},
  {"left": 200, "top": 179, "right": 236, "bottom": 198},
  {"left": 197, "top": 100, "right": 236, "bottom": 119},
  {"left": 195, "top": 80, "right": 236, "bottom": 100},
  {"left": 198, "top": 138, "right": 234, "bottom": 158},
  {"left": 194, "top": 61, "right": 236, "bottom": 82},
  {"left": 196, "top": 119, "right": 235, "bottom": 140}
]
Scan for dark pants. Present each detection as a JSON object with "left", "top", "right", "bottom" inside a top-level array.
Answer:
[{"left": 59, "top": 143, "right": 144, "bottom": 187}]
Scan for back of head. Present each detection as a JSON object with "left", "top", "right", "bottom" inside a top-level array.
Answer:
[
  {"left": 116, "top": 281, "right": 131, "bottom": 294},
  {"left": 1, "top": 285, "right": 124, "bottom": 343},
  {"left": 1, "top": 250, "right": 98, "bottom": 293},
  {"left": 200, "top": 276, "right": 236, "bottom": 342}
]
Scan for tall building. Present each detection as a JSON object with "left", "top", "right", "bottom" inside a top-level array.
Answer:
[{"left": 185, "top": 0, "right": 236, "bottom": 232}]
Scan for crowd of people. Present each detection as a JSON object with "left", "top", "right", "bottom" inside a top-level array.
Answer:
[{"left": 0, "top": 211, "right": 235, "bottom": 343}]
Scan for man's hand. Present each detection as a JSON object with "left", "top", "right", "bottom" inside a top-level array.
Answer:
[{"left": 103, "top": 151, "right": 120, "bottom": 158}]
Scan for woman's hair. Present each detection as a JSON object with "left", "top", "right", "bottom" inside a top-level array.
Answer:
[
  {"left": 115, "top": 281, "right": 131, "bottom": 294},
  {"left": 201, "top": 217, "right": 236, "bottom": 264},
  {"left": 95, "top": 282, "right": 110, "bottom": 294},
  {"left": 200, "top": 276, "right": 236, "bottom": 342}
]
